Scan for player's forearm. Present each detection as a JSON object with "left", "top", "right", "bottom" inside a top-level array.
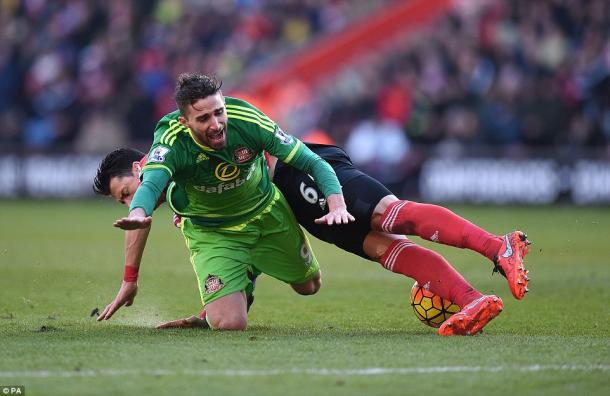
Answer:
[
  {"left": 301, "top": 155, "right": 342, "bottom": 197},
  {"left": 124, "top": 217, "right": 151, "bottom": 270},
  {"left": 129, "top": 169, "right": 170, "bottom": 216},
  {"left": 286, "top": 143, "right": 342, "bottom": 196}
]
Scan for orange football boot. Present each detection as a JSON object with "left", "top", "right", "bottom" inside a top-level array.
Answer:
[
  {"left": 493, "top": 231, "right": 531, "bottom": 300},
  {"left": 438, "top": 295, "right": 503, "bottom": 336}
]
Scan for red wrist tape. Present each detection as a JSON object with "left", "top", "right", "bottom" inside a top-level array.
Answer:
[{"left": 123, "top": 265, "right": 139, "bottom": 282}]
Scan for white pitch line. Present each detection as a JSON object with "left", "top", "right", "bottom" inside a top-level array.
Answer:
[{"left": 0, "top": 365, "right": 608, "bottom": 378}]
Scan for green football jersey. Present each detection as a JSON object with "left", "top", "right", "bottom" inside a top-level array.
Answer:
[{"left": 140, "top": 97, "right": 340, "bottom": 227}]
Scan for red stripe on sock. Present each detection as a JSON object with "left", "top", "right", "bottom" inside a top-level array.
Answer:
[
  {"left": 379, "top": 201, "right": 502, "bottom": 262},
  {"left": 381, "top": 200, "right": 407, "bottom": 233},
  {"left": 379, "top": 239, "right": 482, "bottom": 308},
  {"left": 382, "top": 240, "right": 413, "bottom": 271}
]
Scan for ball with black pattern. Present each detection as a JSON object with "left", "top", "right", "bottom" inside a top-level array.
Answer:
[{"left": 410, "top": 281, "right": 461, "bottom": 328}]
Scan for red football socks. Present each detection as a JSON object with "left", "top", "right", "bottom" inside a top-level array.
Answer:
[
  {"left": 380, "top": 201, "right": 502, "bottom": 262},
  {"left": 379, "top": 239, "right": 481, "bottom": 307}
]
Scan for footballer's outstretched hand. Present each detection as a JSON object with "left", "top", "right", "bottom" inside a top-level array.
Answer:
[
  {"left": 114, "top": 207, "right": 152, "bottom": 230},
  {"left": 113, "top": 216, "right": 152, "bottom": 230},
  {"left": 315, "top": 193, "right": 355, "bottom": 225},
  {"left": 97, "top": 281, "right": 138, "bottom": 321}
]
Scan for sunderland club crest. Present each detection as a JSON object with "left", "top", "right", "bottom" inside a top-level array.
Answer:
[
  {"left": 233, "top": 146, "right": 254, "bottom": 163},
  {"left": 204, "top": 275, "right": 224, "bottom": 294}
]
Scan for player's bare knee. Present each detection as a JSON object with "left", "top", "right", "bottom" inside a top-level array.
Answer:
[
  {"left": 217, "top": 317, "right": 247, "bottom": 330},
  {"left": 207, "top": 314, "right": 247, "bottom": 330},
  {"left": 204, "top": 292, "right": 248, "bottom": 330},
  {"left": 291, "top": 272, "right": 321, "bottom": 295},
  {"left": 304, "top": 279, "right": 322, "bottom": 295},
  {"left": 291, "top": 282, "right": 315, "bottom": 295},
  {"left": 312, "top": 272, "right": 322, "bottom": 293},
  {"left": 309, "top": 271, "right": 322, "bottom": 294},
  {"left": 298, "top": 285, "right": 318, "bottom": 295}
]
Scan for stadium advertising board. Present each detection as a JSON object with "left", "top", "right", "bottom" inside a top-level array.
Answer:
[{"left": 0, "top": 154, "right": 609, "bottom": 204}]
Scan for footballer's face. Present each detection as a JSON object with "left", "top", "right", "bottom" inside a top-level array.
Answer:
[
  {"left": 109, "top": 162, "right": 142, "bottom": 207},
  {"left": 179, "top": 92, "right": 228, "bottom": 150}
]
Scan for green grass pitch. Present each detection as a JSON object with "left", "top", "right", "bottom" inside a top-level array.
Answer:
[{"left": 0, "top": 201, "right": 608, "bottom": 395}]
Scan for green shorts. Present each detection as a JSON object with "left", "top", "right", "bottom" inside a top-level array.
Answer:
[{"left": 181, "top": 187, "right": 320, "bottom": 306}]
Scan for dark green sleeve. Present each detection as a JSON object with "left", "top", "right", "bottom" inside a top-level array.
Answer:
[
  {"left": 129, "top": 169, "right": 171, "bottom": 216},
  {"left": 289, "top": 143, "right": 342, "bottom": 197}
]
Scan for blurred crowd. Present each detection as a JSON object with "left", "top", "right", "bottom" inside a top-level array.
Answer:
[
  {"left": 0, "top": 0, "right": 608, "bottom": 164},
  {"left": 308, "top": 0, "right": 610, "bottom": 187},
  {"left": 324, "top": 0, "right": 610, "bottom": 153},
  {"left": 0, "top": 0, "right": 389, "bottom": 151}
]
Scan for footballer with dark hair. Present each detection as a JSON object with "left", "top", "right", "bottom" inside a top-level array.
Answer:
[
  {"left": 95, "top": 136, "right": 530, "bottom": 336},
  {"left": 94, "top": 148, "right": 146, "bottom": 203}
]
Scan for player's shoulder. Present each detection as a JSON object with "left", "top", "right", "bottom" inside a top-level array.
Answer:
[
  {"left": 153, "top": 110, "right": 190, "bottom": 147},
  {"left": 155, "top": 110, "right": 181, "bottom": 127},
  {"left": 225, "top": 96, "right": 263, "bottom": 113},
  {"left": 225, "top": 96, "right": 276, "bottom": 132}
]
